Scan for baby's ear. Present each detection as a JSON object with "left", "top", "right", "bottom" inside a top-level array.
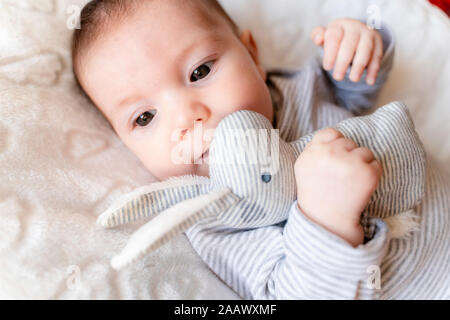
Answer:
[
  {"left": 240, "top": 30, "right": 258, "bottom": 62},
  {"left": 97, "top": 175, "right": 210, "bottom": 228},
  {"left": 239, "top": 29, "right": 265, "bottom": 80}
]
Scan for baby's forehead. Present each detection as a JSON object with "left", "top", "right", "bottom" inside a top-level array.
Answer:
[
  {"left": 85, "top": 1, "right": 226, "bottom": 69},
  {"left": 80, "top": 1, "right": 236, "bottom": 115},
  {"left": 131, "top": 0, "right": 226, "bottom": 31},
  {"left": 100, "top": 2, "right": 233, "bottom": 62}
]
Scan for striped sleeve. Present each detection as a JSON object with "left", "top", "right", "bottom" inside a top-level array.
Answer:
[
  {"left": 184, "top": 201, "right": 390, "bottom": 300},
  {"left": 279, "top": 201, "right": 390, "bottom": 299}
]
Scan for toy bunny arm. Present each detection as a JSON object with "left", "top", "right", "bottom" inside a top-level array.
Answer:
[
  {"left": 97, "top": 175, "right": 211, "bottom": 228},
  {"left": 185, "top": 200, "right": 389, "bottom": 299}
]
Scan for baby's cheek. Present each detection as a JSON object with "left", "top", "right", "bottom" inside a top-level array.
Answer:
[
  {"left": 238, "top": 80, "right": 273, "bottom": 121},
  {"left": 234, "top": 62, "right": 272, "bottom": 115},
  {"left": 119, "top": 137, "right": 167, "bottom": 179},
  {"left": 141, "top": 143, "right": 202, "bottom": 180},
  {"left": 223, "top": 72, "right": 269, "bottom": 111},
  {"left": 141, "top": 155, "right": 192, "bottom": 181}
]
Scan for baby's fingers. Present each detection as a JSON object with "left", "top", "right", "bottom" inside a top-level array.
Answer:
[
  {"left": 332, "top": 31, "right": 360, "bottom": 81},
  {"left": 323, "top": 26, "right": 344, "bottom": 70},
  {"left": 311, "top": 128, "right": 343, "bottom": 144},
  {"left": 352, "top": 147, "right": 383, "bottom": 178},
  {"left": 349, "top": 33, "right": 374, "bottom": 82},
  {"left": 351, "top": 147, "right": 375, "bottom": 163},
  {"left": 366, "top": 34, "right": 384, "bottom": 85},
  {"left": 311, "top": 26, "right": 326, "bottom": 46},
  {"left": 369, "top": 159, "right": 383, "bottom": 180}
]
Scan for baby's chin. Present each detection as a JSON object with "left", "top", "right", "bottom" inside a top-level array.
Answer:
[
  {"left": 153, "top": 159, "right": 210, "bottom": 181},
  {"left": 195, "top": 161, "right": 210, "bottom": 178},
  {"left": 190, "top": 151, "right": 210, "bottom": 178}
]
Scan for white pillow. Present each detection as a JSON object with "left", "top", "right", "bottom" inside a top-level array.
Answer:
[{"left": 0, "top": 0, "right": 448, "bottom": 299}]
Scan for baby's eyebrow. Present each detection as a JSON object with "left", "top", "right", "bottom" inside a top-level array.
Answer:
[
  {"left": 176, "top": 32, "right": 224, "bottom": 67},
  {"left": 116, "top": 32, "right": 224, "bottom": 111},
  {"left": 117, "top": 97, "right": 146, "bottom": 112}
]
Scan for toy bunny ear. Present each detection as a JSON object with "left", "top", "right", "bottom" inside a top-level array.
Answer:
[
  {"left": 97, "top": 175, "right": 211, "bottom": 228},
  {"left": 289, "top": 101, "right": 426, "bottom": 219},
  {"left": 109, "top": 187, "right": 240, "bottom": 270},
  {"left": 287, "top": 134, "right": 313, "bottom": 159}
]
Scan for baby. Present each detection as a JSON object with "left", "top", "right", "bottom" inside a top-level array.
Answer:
[
  {"left": 72, "top": 0, "right": 386, "bottom": 247},
  {"left": 71, "top": 0, "right": 433, "bottom": 299}
]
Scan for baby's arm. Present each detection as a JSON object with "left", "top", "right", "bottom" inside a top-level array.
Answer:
[
  {"left": 311, "top": 18, "right": 395, "bottom": 114},
  {"left": 185, "top": 127, "right": 386, "bottom": 298},
  {"left": 295, "top": 128, "right": 382, "bottom": 247},
  {"left": 184, "top": 200, "right": 389, "bottom": 299},
  {"left": 185, "top": 128, "right": 386, "bottom": 300}
]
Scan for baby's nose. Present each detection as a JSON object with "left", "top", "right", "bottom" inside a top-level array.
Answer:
[
  {"left": 178, "top": 118, "right": 204, "bottom": 141},
  {"left": 174, "top": 104, "right": 210, "bottom": 133}
]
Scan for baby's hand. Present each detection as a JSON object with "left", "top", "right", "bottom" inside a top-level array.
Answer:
[
  {"left": 311, "top": 18, "right": 384, "bottom": 85},
  {"left": 294, "top": 128, "right": 382, "bottom": 247}
]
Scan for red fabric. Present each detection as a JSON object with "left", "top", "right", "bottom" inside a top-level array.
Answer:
[{"left": 429, "top": 0, "right": 450, "bottom": 16}]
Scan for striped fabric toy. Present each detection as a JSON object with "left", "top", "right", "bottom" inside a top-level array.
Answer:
[{"left": 97, "top": 102, "right": 425, "bottom": 270}]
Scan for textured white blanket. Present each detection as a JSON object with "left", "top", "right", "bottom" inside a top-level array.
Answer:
[{"left": 0, "top": 0, "right": 449, "bottom": 299}]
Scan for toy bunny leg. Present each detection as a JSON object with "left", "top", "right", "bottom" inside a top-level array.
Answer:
[
  {"left": 110, "top": 187, "right": 240, "bottom": 270},
  {"left": 97, "top": 175, "right": 211, "bottom": 228}
]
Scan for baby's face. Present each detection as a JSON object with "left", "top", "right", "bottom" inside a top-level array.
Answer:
[{"left": 81, "top": 1, "right": 273, "bottom": 181}]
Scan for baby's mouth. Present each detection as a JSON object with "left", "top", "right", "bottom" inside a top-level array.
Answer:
[{"left": 194, "top": 148, "right": 209, "bottom": 164}]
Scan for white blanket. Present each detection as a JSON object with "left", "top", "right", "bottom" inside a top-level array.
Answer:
[{"left": 0, "top": 0, "right": 449, "bottom": 299}]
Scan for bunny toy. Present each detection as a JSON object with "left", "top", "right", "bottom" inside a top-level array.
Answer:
[{"left": 97, "top": 101, "right": 425, "bottom": 270}]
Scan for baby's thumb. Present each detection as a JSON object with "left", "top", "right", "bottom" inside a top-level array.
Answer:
[{"left": 311, "top": 26, "right": 325, "bottom": 46}]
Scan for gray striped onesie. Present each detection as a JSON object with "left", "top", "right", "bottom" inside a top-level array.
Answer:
[{"left": 184, "top": 24, "right": 450, "bottom": 299}]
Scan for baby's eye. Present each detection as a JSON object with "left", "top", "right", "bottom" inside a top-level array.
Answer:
[
  {"left": 135, "top": 110, "right": 157, "bottom": 127},
  {"left": 190, "top": 61, "right": 214, "bottom": 82}
]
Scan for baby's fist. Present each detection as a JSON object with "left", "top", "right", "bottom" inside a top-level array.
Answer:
[{"left": 294, "top": 128, "right": 382, "bottom": 247}]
